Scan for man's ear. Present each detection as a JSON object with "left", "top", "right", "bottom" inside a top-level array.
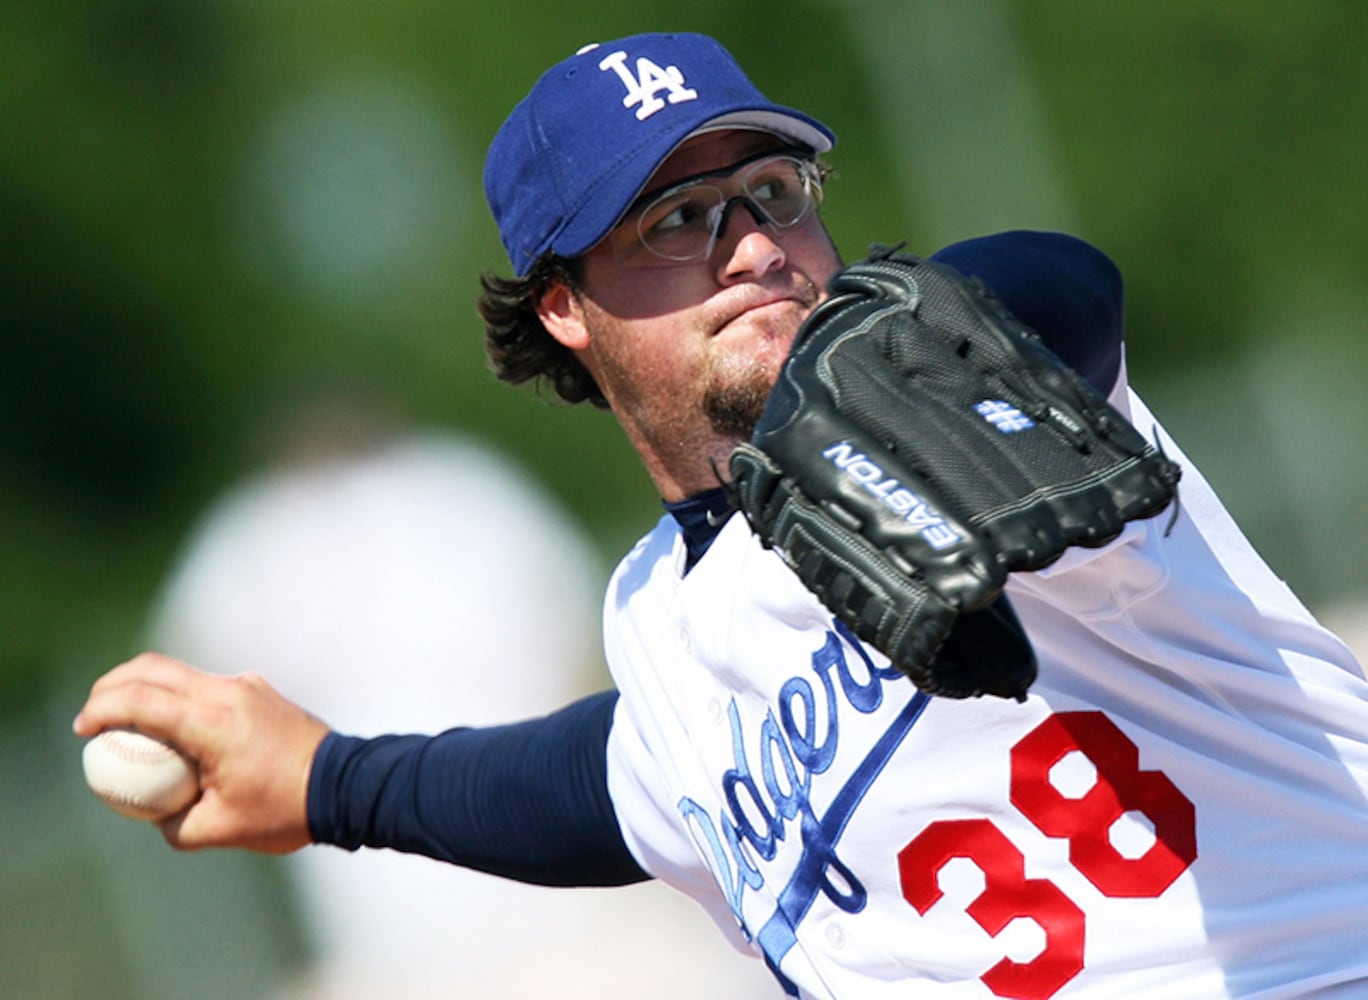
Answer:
[{"left": 536, "top": 281, "right": 591, "bottom": 351}]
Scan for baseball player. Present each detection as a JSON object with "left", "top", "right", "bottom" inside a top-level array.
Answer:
[{"left": 75, "top": 32, "right": 1368, "bottom": 998}]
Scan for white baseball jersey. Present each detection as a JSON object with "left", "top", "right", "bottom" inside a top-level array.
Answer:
[{"left": 603, "top": 374, "right": 1368, "bottom": 998}]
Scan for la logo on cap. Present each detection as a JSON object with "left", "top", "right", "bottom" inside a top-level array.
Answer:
[{"left": 597, "top": 48, "right": 699, "bottom": 121}]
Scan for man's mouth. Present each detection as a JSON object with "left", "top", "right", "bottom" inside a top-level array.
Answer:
[{"left": 712, "top": 288, "right": 813, "bottom": 338}]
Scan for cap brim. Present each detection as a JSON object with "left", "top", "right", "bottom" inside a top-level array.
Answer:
[{"left": 686, "top": 110, "right": 834, "bottom": 154}]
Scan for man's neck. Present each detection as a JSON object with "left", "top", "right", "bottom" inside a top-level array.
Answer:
[{"left": 663, "top": 487, "right": 736, "bottom": 572}]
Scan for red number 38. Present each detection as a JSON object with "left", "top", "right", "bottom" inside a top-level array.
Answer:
[{"left": 897, "top": 711, "right": 1197, "bottom": 999}]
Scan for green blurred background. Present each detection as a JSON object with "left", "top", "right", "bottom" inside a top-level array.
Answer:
[{"left": 4, "top": 1, "right": 1367, "bottom": 996}]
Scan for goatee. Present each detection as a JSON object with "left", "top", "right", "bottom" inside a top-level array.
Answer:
[{"left": 704, "top": 376, "right": 773, "bottom": 439}]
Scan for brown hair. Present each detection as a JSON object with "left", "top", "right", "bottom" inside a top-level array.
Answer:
[{"left": 476, "top": 254, "right": 607, "bottom": 409}]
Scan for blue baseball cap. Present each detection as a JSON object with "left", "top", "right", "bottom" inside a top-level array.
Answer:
[{"left": 484, "top": 32, "right": 836, "bottom": 276}]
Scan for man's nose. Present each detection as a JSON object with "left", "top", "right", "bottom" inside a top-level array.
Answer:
[{"left": 712, "top": 198, "right": 785, "bottom": 281}]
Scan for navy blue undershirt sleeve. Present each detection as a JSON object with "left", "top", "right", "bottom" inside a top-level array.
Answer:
[
  {"left": 307, "top": 689, "right": 648, "bottom": 887},
  {"left": 930, "top": 230, "right": 1124, "bottom": 395}
]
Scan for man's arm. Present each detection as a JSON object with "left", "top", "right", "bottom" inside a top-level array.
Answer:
[
  {"left": 309, "top": 690, "right": 648, "bottom": 886},
  {"left": 932, "top": 229, "right": 1125, "bottom": 394},
  {"left": 74, "top": 653, "right": 647, "bottom": 886}
]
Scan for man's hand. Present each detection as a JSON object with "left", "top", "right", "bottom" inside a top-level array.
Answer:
[{"left": 73, "top": 652, "right": 330, "bottom": 854}]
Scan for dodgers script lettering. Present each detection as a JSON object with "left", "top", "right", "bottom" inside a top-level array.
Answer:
[{"left": 677, "top": 623, "right": 930, "bottom": 970}]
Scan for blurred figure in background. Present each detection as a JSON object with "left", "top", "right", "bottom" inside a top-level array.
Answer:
[{"left": 148, "top": 386, "right": 772, "bottom": 998}]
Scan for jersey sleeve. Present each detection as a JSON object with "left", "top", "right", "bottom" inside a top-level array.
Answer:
[
  {"left": 932, "top": 230, "right": 1124, "bottom": 395},
  {"left": 306, "top": 689, "right": 650, "bottom": 887}
]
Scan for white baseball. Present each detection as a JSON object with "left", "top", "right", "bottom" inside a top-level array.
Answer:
[{"left": 82, "top": 727, "right": 200, "bottom": 821}]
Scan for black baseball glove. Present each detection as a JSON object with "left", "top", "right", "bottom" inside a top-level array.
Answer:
[{"left": 729, "top": 248, "right": 1181, "bottom": 700}]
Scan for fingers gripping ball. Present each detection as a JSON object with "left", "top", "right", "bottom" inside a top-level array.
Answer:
[
  {"left": 83, "top": 727, "right": 200, "bottom": 821},
  {"left": 730, "top": 249, "right": 1181, "bottom": 700}
]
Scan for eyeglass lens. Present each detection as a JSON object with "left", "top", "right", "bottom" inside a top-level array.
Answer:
[{"left": 613, "top": 154, "right": 821, "bottom": 267}]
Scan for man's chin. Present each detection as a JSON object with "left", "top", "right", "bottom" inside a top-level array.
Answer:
[{"left": 703, "top": 372, "right": 775, "bottom": 440}]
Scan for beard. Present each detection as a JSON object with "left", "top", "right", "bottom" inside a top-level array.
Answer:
[
  {"left": 702, "top": 355, "right": 780, "bottom": 439},
  {"left": 701, "top": 297, "right": 816, "bottom": 439}
]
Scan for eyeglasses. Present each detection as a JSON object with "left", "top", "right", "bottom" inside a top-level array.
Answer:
[{"left": 608, "top": 149, "right": 826, "bottom": 268}]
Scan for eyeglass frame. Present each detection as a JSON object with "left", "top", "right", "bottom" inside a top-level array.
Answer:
[{"left": 605, "top": 146, "right": 828, "bottom": 268}]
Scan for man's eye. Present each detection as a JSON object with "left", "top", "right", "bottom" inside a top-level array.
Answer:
[
  {"left": 646, "top": 198, "right": 709, "bottom": 235},
  {"left": 751, "top": 178, "right": 789, "bottom": 202}
]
